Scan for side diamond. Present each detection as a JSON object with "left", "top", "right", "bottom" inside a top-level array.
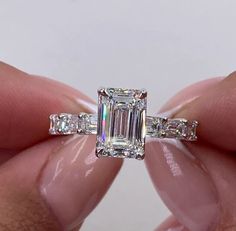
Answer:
[
  {"left": 163, "top": 119, "right": 198, "bottom": 141},
  {"left": 78, "top": 113, "right": 97, "bottom": 135},
  {"left": 49, "top": 113, "right": 78, "bottom": 135},
  {"left": 146, "top": 116, "right": 167, "bottom": 138},
  {"left": 145, "top": 117, "right": 198, "bottom": 141}
]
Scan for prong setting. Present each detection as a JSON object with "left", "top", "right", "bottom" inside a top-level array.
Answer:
[
  {"left": 98, "top": 87, "right": 110, "bottom": 97},
  {"left": 137, "top": 89, "right": 147, "bottom": 99},
  {"left": 96, "top": 87, "right": 147, "bottom": 160}
]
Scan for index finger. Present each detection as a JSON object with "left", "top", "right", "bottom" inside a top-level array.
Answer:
[
  {"left": 175, "top": 72, "right": 236, "bottom": 151},
  {"left": 0, "top": 62, "right": 95, "bottom": 150}
]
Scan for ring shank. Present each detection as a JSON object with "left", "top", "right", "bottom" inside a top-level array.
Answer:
[{"left": 49, "top": 113, "right": 198, "bottom": 141}]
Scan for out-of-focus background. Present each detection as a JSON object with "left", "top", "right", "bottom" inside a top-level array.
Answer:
[{"left": 1, "top": 1, "right": 236, "bottom": 230}]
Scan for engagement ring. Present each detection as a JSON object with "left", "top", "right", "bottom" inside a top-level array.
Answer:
[{"left": 49, "top": 87, "right": 198, "bottom": 160}]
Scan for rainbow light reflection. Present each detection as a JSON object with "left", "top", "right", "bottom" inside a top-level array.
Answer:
[{"left": 102, "top": 105, "right": 107, "bottom": 141}]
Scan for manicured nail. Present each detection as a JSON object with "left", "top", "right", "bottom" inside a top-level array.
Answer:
[
  {"left": 145, "top": 78, "right": 223, "bottom": 231},
  {"left": 61, "top": 93, "right": 97, "bottom": 115},
  {"left": 39, "top": 135, "right": 122, "bottom": 230},
  {"left": 33, "top": 75, "right": 97, "bottom": 114},
  {"left": 146, "top": 97, "right": 220, "bottom": 231},
  {"left": 145, "top": 139, "right": 220, "bottom": 231},
  {"left": 159, "top": 77, "right": 223, "bottom": 113}
]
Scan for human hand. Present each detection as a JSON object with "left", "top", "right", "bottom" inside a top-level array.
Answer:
[
  {"left": 146, "top": 74, "right": 236, "bottom": 231},
  {"left": 1, "top": 60, "right": 235, "bottom": 231},
  {"left": 0, "top": 62, "right": 122, "bottom": 231}
]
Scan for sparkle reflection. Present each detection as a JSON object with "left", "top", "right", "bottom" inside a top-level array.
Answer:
[
  {"left": 102, "top": 105, "right": 107, "bottom": 142},
  {"left": 161, "top": 141, "right": 183, "bottom": 177}
]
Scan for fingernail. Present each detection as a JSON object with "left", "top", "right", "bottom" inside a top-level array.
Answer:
[
  {"left": 155, "top": 216, "right": 189, "bottom": 231},
  {"left": 39, "top": 135, "right": 122, "bottom": 230},
  {"left": 33, "top": 75, "right": 97, "bottom": 114},
  {"left": 159, "top": 77, "right": 223, "bottom": 114},
  {"left": 145, "top": 79, "right": 222, "bottom": 231},
  {"left": 145, "top": 95, "right": 220, "bottom": 231},
  {"left": 61, "top": 93, "right": 97, "bottom": 114},
  {"left": 145, "top": 139, "right": 220, "bottom": 231}
]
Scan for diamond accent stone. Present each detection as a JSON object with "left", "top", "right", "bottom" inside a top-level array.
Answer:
[
  {"left": 146, "top": 117, "right": 198, "bottom": 141},
  {"left": 49, "top": 113, "right": 97, "bottom": 135},
  {"left": 49, "top": 113, "right": 79, "bottom": 135},
  {"left": 96, "top": 87, "right": 147, "bottom": 160},
  {"left": 163, "top": 119, "right": 198, "bottom": 141},
  {"left": 49, "top": 113, "right": 198, "bottom": 142},
  {"left": 78, "top": 113, "right": 97, "bottom": 135},
  {"left": 146, "top": 116, "right": 167, "bottom": 138}
]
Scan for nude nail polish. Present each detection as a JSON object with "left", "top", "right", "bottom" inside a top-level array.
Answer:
[
  {"left": 145, "top": 138, "right": 220, "bottom": 231},
  {"left": 40, "top": 135, "right": 122, "bottom": 230}
]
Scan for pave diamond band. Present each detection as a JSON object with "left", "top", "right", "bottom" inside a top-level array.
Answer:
[
  {"left": 49, "top": 87, "right": 198, "bottom": 160},
  {"left": 50, "top": 113, "right": 198, "bottom": 140}
]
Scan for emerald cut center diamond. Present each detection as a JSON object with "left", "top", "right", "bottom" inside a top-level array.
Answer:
[{"left": 96, "top": 88, "right": 147, "bottom": 160}]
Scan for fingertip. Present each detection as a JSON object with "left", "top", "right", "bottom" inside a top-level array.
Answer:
[
  {"left": 0, "top": 61, "right": 29, "bottom": 79},
  {"left": 155, "top": 215, "right": 189, "bottom": 231},
  {"left": 159, "top": 77, "right": 223, "bottom": 113},
  {"left": 145, "top": 139, "right": 220, "bottom": 231},
  {"left": 0, "top": 135, "right": 123, "bottom": 230},
  {"left": 39, "top": 135, "right": 123, "bottom": 229},
  {"left": 0, "top": 66, "right": 96, "bottom": 150}
]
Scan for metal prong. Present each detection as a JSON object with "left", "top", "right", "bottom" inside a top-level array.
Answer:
[
  {"left": 95, "top": 147, "right": 105, "bottom": 158},
  {"left": 98, "top": 87, "right": 109, "bottom": 96},
  {"left": 192, "top": 120, "right": 199, "bottom": 126},
  {"left": 49, "top": 114, "right": 57, "bottom": 120},
  {"left": 159, "top": 130, "right": 166, "bottom": 138},
  {"left": 161, "top": 117, "right": 168, "bottom": 124},
  {"left": 138, "top": 89, "right": 147, "bottom": 99}
]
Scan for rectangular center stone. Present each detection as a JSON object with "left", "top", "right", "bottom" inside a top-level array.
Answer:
[{"left": 96, "top": 87, "right": 147, "bottom": 160}]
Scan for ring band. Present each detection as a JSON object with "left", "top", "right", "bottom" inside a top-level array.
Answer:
[{"left": 49, "top": 87, "right": 198, "bottom": 160}]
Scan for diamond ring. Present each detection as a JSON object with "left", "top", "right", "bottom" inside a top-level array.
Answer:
[{"left": 49, "top": 87, "right": 198, "bottom": 160}]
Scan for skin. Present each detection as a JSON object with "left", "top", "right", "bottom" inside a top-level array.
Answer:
[
  {"left": 148, "top": 74, "right": 236, "bottom": 231},
  {"left": 0, "top": 61, "right": 235, "bottom": 231}
]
